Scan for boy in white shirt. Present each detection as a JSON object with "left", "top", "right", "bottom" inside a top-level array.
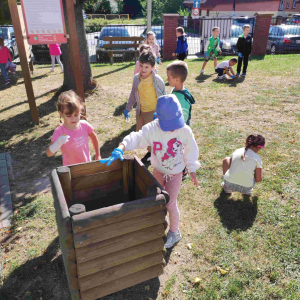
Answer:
[
  {"left": 101, "top": 94, "right": 201, "bottom": 248},
  {"left": 215, "top": 57, "right": 238, "bottom": 79}
]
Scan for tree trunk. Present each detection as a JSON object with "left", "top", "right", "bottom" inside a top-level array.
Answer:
[{"left": 61, "top": 0, "right": 93, "bottom": 92}]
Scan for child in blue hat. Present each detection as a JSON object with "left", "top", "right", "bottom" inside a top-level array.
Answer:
[{"left": 101, "top": 94, "right": 201, "bottom": 249}]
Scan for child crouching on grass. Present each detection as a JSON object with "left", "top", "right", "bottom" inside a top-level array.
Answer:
[
  {"left": 222, "top": 134, "right": 265, "bottom": 195},
  {"left": 46, "top": 90, "right": 101, "bottom": 166},
  {"left": 215, "top": 57, "right": 238, "bottom": 80},
  {"left": 102, "top": 95, "right": 201, "bottom": 248}
]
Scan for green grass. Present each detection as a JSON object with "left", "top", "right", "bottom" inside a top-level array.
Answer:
[{"left": 0, "top": 54, "right": 300, "bottom": 299}]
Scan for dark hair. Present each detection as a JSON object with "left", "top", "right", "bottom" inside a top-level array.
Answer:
[
  {"left": 242, "top": 134, "right": 265, "bottom": 161},
  {"left": 230, "top": 57, "right": 238, "bottom": 63},
  {"left": 212, "top": 26, "right": 220, "bottom": 32},
  {"left": 176, "top": 27, "right": 184, "bottom": 34},
  {"left": 139, "top": 44, "right": 151, "bottom": 54},
  {"left": 139, "top": 49, "right": 156, "bottom": 67},
  {"left": 167, "top": 61, "right": 188, "bottom": 82},
  {"left": 56, "top": 90, "right": 85, "bottom": 116}
]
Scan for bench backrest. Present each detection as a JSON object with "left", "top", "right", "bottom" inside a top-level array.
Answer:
[{"left": 102, "top": 36, "right": 144, "bottom": 50}]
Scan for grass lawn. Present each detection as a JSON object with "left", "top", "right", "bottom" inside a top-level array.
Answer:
[{"left": 0, "top": 54, "right": 300, "bottom": 300}]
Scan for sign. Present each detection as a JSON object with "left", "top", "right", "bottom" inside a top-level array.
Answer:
[
  {"left": 192, "top": 8, "right": 200, "bottom": 19},
  {"left": 193, "top": 0, "right": 201, "bottom": 8},
  {"left": 20, "top": 0, "right": 67, "bottom": 45}
]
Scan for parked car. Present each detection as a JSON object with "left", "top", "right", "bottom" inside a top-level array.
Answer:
[
  {"left": 286, "top": 14, "right": 300, "bottom": 24},
  {"left": 0, "top": 26, "right": 18, "bottom": 60},
  {"left": 95, "top": 27, "right": 135, "bottom": 62},
  {"left": 267, "top": 25, "right": 300, "bottom": 54},
  {"left": 140, "top": 26, "right": 164, "bottom": 48},
  {"left": 219, "top": 25, "right": 245, "bottom": 55}
]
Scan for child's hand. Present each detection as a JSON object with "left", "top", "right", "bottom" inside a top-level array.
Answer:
[
  {"left": 231, "top": 75, "right": 235, "bottom": 79},
  {"left": 99, "top": 148, "right": 124, "bottom": 166},
  {"left": 172, "top": 53, "right": 176, "bottom": 57},
  {"left": 49, "top": 135, "right": 70, "bottom": 154},
  {"left": 219, "top": 50, "right": 222, "bottom": 55},
  {"left": 205, "top": 52, "right": 209, "bottom": 57},
  {"left": 123, "top": 109, "right": 130, "bottom": 121},
  {"left": 159, "top": 60, "right": 163, "bottom": 65},
  {"left": 238, "top": 52, "right": 243, "bottom": 58},
  {"left": 153, "top": 112, "right": 157, "bottom": 120},
  {"left": 95, "top": 154, "right": 101, "bottom": 160},
  {"left": 190, "top": 172, "right": 198, "bottom": 186}
]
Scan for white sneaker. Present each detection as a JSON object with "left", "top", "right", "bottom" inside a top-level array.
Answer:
[
  {"left": 222, "top": 74, "right": 227, "bottom": 79},
  {"left": 200, "top": 69, "right": 205, "bottom": 74},
  {"left": 50, "top": 68, "right": 54, "bottom": 72},
  {"left": 165, "top": 230, "right": 182, "bottom": 249},
  {"left": 221, "top": 182, "right": 232, "bottom": 194},
  {"left": 217, "top": 76, "right": 223, "bottom": 80}
]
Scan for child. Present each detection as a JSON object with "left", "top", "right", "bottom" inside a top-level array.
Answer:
[
  {"left": 215, "top": 57, "right": 238, "bottom": 79},
  {"left": 222, "top": 134, "right": 265, "bottom": 195},
  {"left": 144, "top": 31, "right": 162, "bottom": 66},
  {"left": 0, "top": 37, "right": 12, "bottom": 85},
  {"left": 48, "top": 44, "right": 63, "bottom": 73},
  {"left": 172, "top": 27, "right": 188, "bottom": 61},
  {"left": 124, "top": 49, "right": 166, "bottom": 165},
  {"left": 166, "top": 61, "right": 195, "bottom": 180},
  {"left": 101, "top": 95, "right": 201, "bottom": 248},
  {"left": 200, "top": 27, "right": 222, "bottom": 74},
  {"left": 236, "top": 25, "right": 252, "bottom": 77},
  {"left": 46, "top": 90, "right": 101, "bottom": 166},
  {"left": 134, "top": 44, "right": 151, "bottom": 75}
]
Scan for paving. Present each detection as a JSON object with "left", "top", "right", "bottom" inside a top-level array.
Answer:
[{"left": 0, "top": 153, "right": 14, "bottom": 228}]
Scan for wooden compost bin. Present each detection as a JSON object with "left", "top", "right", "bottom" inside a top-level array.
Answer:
[{"left": 50, "top": 155, "right": 169, "bottom": 300}]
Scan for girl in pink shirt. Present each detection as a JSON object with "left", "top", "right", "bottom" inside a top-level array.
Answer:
[
  {"left": 46, "top": 91, "right": 101, "bottom": 166},
  {"left": 144, "top": 31, "right": 162, "bottom": 66},
  {"left": 48, "top": 44, "right": 63, "bottom": 73},
  {"left": 0, "top": 37, "right": 12, "bottom": 85}
]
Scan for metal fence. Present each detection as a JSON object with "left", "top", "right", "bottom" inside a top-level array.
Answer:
[
  {"left": 268, "top": 17, "right": 300, "bottom": 54},
  {"left": 178, "top": 17, "right": 255, "bottom": 56}
]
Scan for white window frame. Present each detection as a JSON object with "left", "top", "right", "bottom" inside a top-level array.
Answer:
[
  {"left": 292, "top": 0, "right": 296, "bottom": 8},
  {"left": 279, "top": 0, "right": 285, "bottom": 10}
]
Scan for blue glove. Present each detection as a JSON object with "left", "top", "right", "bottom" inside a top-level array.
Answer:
[
  {"left": 156, "top": 57, "right": 161, "bottom": 64},
  {"left": 205, "top": 52, "right": 209, "bottom": 57},
  {"left": 123, "top": 109, "right": 130, "bottom": 119},
  {"left": 231, "top": 75, "right": 235, "bottom": 79},
  {"left": 153, "top": 112, "right": 157, "bottom": 120},
  {"left": 238, "top": 52, "right": 243, "bottom": 58},
  {"left": 99, "top": 148, "right": 124, "bottom": 166}
]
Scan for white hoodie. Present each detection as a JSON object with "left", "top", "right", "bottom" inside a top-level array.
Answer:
[{"left": 121, "top": 120, "right": 201, "bottom": 175}]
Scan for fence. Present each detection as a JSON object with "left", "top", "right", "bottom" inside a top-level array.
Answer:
[{"left": 86, "top": 14, "right": 129, "bottom": 21}]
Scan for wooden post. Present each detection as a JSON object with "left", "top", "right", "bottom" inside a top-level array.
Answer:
[
  {"left": 29, "top": 58, "right": 34, "bottom": 75},
  {"left": 57, "top": 166, "right": 73, "bottom": 206},
  {"left": 66, "top": 0, "right": 85, "bottom": 101},
  {"left": 8, "top": 0, "right": 39, "bottom": 124}
]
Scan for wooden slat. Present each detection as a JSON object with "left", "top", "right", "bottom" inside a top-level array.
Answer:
[
  {"left": 122, "top": 156, "right": 134, "bottom": 197},
  {"left": 79, "top": 252, "right": 163, "bottom": 292},
  {"left": 73, "top": 210, "right": 166, "bottom": 248},
  {"left": 80, "top": 264, "right": 164, "bottom": 300},
  {"left": 72, "top": 194, "right": 166, "bottom": 233},
  {"left": 103, "top": 36, "right": 144, "bottom": 41},
  {"left": 103, "top": 43, "right": 140, "bottom": 49},
  {"left": 71, "top": 169, "right": 123, "bottom": 191},
  {"left": 135, "top": 174, "right": 147, "bottom": 197},
  {"left": 77, "top": 238, "right": 164, "bottom": 278},
  {"left": 57, "top": 166, "right": 73, "bottom": 206},
  {"left": 75, "top": 224, "right": 165, "bottom": 263},
  {"left": 69, "top": 159, "right": 122, "bottom": 178},
  {"left": 135, "top": 174, "right": 159, "bottom": 198}
]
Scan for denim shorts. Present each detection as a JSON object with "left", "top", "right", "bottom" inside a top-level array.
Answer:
[{"left": 224, "top": 179, "right": 255, "bottom": 195}]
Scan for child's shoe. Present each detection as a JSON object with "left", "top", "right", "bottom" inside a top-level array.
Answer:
[
  {"left": 241, "top": 73, "right": 246, "bottom": 77},
  {"left": 217, "top": 75, "right": 223, "bottom": 80},
  {"left": 141, "top": 151, "right": 151, "bottom": 165},
  {"left": 50, "top": 68, "right": 54, "bottom": 72},
  {"left": 221, "top": 182, "right": 232, "bottom": 194},
  {"left": 236, "top": 73, "right": 240, "bottom": 77},
  {"left": 5, "top": 79, "right": 10, "bottom": 85},
  {"left": 222, "top": 74, "right": 227, "bottom": 79},
  {"left": 165, "top": 230, "right": 182, "bottom": 249},
  {"left": 200, "top": 69, "right": 205, "bottom": 74},
  {"left": 182, "top": 167, "right": 189, "bottom": 180}
]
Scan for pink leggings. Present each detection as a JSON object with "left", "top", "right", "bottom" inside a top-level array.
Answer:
[{"left": 153, "top": 168, "right": 182, "bottom": 232}]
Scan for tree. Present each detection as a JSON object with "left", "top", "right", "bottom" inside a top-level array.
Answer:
[
  {"left": 61, "top": 0, "right": 93, "bottom": 92},
  {"left": 0, "top": 0, "right": 11, "bottom": 25}
]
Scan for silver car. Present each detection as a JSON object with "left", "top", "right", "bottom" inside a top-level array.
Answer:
[{"left": 0, "top": 26, "right": 18, "bottom": 60}]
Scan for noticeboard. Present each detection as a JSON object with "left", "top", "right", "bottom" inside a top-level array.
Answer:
[{"left": 20, "top": 0, "right": 67, "bottom": 45}]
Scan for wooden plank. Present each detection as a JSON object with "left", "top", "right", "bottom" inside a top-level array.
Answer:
[
  {"left": 72, "top": 194, "right": 166, "bottom": 233},
  {"left": 71, "top": 169, "right": 123, "bottom": 191},
  {"left": 73, "top": 210, "right": 166, "bottom": 248},
  {"left": 57, "top": 166, "right": 73, "bottom": 206},
  {"left": 79, "top": 252, "right": 163, "bottom": 291},
  {"left": 8, "top": 0, "right": 39, "bottom": 123},
  {"left": 103, "top": 36, "right": 144, "bottom": 42},
  {"left": 77, "top": 238, "right": 164, "bottom": 278},
  {"left": 135, "top": 174, "right": 159, "bottom": 198},
  {"left": 103, "top": 43, "right": 140, "bottom": 49},
  {"left": 75, "top": 224, "right": 165, "bottom": 263},
  {"left": 122, "top": 157, "right": 134, "bottom": 196},
  {"left": 69, "top": 159, "right": 122, "bottom": 178},
  {"left": 80, "top": 264, "right": 164, "bottom": 300}
]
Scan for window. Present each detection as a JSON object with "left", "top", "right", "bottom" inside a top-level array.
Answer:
[
  {"left": 206, "top": 9, "right": 210, "bottom": 16},
  {"left": 293, "top": 0, "right": 296, "bottom": 8},
  {"left": 286, "top": 2, "right": 290, "bottom": 8},
  {"left": 279, "top": 0, "right": 285, "bottom": 10}
]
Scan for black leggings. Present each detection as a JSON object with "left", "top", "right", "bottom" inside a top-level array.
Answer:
[
  {"left": 177, "top": 51, "right": 188, "bottom": 61},
  {"left": 237, "top": 54, "right": 249, "bottom": 74}
]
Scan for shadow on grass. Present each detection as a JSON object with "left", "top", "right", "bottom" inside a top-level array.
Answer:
[
  {"left": 212, "top": 76, "right": 245, "bottom": 87},
  {"left": 214, "top": 191, "right": 258, "bottom": 231},
  {"left": 196, "top": 74, "right": 212, "bottom": 83},
  {"left": 93, "top": 63, "right": 135, "bottom": 79},
  {"left": 100, "top": 125, "right": 136, "bottom": 158},
  {"left": 113, "top": 102, "right": 127, "bottom": 117}
]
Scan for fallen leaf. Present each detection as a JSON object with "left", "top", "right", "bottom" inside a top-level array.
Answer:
[
  {"left": 194, "top": 277, "right": 201, "bottom": 284},
  {"left": 187, "top": 243, "right": 193, "bottom": 250},
  {"left": 16, "top": 227, "right": 22, "bottom": 232}
]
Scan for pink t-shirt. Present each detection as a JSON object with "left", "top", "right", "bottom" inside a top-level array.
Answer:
[
  {"left": 49, "top": 44, "right": 62, "bottom": 56},
  {"left": 51, "top": 120, "right": 94, "bottom": 166},
  {"left": 134, "top": 61, "right": 140, "bottom": 75}
]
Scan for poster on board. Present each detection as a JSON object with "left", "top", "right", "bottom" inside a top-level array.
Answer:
[{"left": 20, "top": 0, "right": 67, "bottom": 45}]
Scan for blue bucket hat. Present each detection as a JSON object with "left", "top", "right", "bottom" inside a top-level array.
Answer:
[{"left": 156, "top": 94, "right": 185, "bottom": 131}]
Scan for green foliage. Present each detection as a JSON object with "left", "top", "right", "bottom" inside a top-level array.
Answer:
[
  {"left": 94, "top": 0, "right": 112, "bottom": 14},
  {"left": 115, "top": 0, "right": 125, "bottom": 14},
  {"left": 178, "top": 7, "right": 191, "bottom": 17},
  {"left": 0, "top": 0, "right": 11, "bottom": 25}
]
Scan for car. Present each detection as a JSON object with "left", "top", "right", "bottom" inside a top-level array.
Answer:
[
  {"left": 286, "top": 14, "right": 300, "bottom": 24},
  {"left": 267, "top": 25, "right": 300, "bottom": 54},
  {"left": 219, "top": 25, "right": 245, "bottom": 55},
  {"left": 0, "top": 26, "right": 18, "bottom": 60},
  {"left": 95, "top": 27, "right": 134, "bottom": 62},
  {"left": 140, "top": 26, "right": 164, "bottom": 48}
]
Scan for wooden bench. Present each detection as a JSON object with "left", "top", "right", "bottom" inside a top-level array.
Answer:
[{"left": 102, "top": 36, "right": 144, "bottom": 65}]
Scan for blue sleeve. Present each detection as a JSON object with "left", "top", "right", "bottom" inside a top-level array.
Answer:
[{"left": 174, "top": 39, "right": 182, "bottom": 54}]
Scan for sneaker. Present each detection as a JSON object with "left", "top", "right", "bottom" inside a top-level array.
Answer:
[
  {"left": 50, "top": 68, "right": 54, "bottom": 72},
  {"left": 221, "top": 182, "right": 232, "bottom": 194},
  {"left": 165, "top": 230, "right": 182, "bottom": 249},
  {"left": 60, "top": 70, "right": 64, "bottom": 73},
  {"left": 5, "top": 79, "right": 10, "bottom": 85},
  {"left": 200, "top": 69, "right": 205, "bottom": 74},
  {"left": 217, "top": 75, "right": 223, "bottom": 80},
  {"left": 182, "top": 167, "right": 189, "bottom": 180},
  {"left": 241, "top": 73, "right": 246, "bottom": 77},
  {"left": 236, "top": 73, "right": 240, "bottom": 77},
  {"left": 141, "top": 152, "right": 151, "bottom": 165},
  {"left": 222, "top": 74, "right": 227, "bottom": 79}
]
